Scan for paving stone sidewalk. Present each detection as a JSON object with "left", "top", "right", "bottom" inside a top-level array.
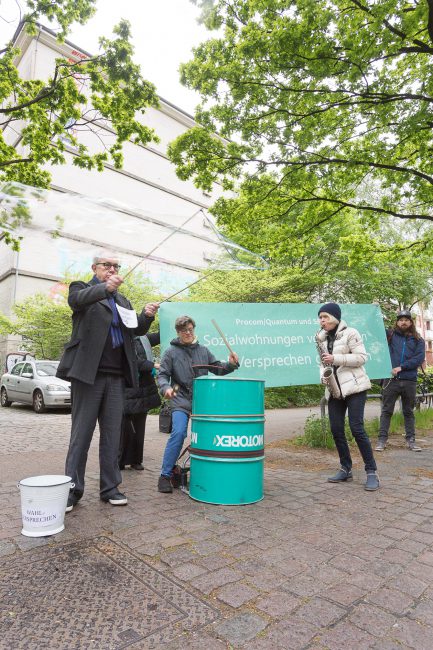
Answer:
[{"left": 1, "top": 405, "right": 433, "bottom": 649}]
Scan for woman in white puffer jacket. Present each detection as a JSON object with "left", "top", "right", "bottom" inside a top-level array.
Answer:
[{"left": 317, "top": 302, "right": 379, "bottom": 491}]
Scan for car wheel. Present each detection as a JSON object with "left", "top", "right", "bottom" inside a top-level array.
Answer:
[
  {"left": 33, "top": 389, "right": 46, "bottom": 413},
  {"left": 1, "top": 387, "right": 12, "bottom": 407}
]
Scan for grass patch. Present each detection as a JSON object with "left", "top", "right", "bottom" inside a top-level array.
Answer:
[
  {"left": 295, "top": 408, "right": 433, "bottom": 449},
  {"left": 265, "top": 385, "right": 324, "bottom": 408},
  {"left": 294, "top": 415, "right": 350, "bottom": 450},
  {"left": 389, "top": 408, "right": 433, "bottom": 433}
]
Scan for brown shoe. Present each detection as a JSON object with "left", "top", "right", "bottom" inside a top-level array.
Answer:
[{"left": 171, "top": 466, "right": 182, "bottom": 488}]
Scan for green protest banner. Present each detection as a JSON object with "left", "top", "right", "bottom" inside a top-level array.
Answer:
[{"left": 159, "top": 303, "right": 391, "bottom": 388}]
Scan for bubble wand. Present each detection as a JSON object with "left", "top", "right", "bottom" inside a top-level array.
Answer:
[{"left": 211, "top": 318, "right": 236, "bottom": 357}]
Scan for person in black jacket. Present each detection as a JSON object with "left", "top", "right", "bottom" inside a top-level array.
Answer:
[
  {"left": 376, "top": 310, "right": 425, "bottom": 452},
  {"left": 57, "top": 252, "right": 158, "bottom": 511},
  {"left": 157, "top": 315, "right": 239, "bottom": 493},
  {"left": 119, "top": 332, "right": 161, "bottom": 470}
]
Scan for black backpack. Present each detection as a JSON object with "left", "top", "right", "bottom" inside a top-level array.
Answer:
[{"left": 159, "top": 402, "right": 172, "bottom": 434}]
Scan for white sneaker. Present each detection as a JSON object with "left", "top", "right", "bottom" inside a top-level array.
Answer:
[{"left": 101, "top": 491, "right": 128, "bottom": 505}]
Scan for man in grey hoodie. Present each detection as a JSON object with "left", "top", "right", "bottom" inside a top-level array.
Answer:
[{"left": 157, "top": 315, "right": 239, "bottom": 493}]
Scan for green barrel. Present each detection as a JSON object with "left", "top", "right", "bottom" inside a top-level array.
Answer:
[{"left": 189, "top": 377, "right": 265, "bottom": 505}]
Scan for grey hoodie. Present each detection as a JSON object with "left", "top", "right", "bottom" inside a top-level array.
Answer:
[{"left": 157, "top": 338, "right": 238, "bottom": 413}]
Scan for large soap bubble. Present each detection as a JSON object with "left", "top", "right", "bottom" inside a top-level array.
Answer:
[{"left": 0, "top": 181, "right": 268, "bottom": 296}]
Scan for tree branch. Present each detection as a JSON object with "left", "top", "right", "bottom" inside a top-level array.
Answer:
[
  {"left": 0, "top": 157, "right": 33, "bottom": 168},
  {"left": 0, "top": 58, "right": 96, "bottom": 115},
  {"left": 287, "top": 195, "right": 433, "bottom": 221},
  {"left": 0, "top": 88, "right": 55, "bottom": 114},
  {"left": 428, "top": 0, "right": 433, "bottom": 44}
]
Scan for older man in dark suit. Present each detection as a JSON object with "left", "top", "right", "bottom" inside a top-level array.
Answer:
[{"left": 57, "top": 252, "right": 158, "bottom": 511}]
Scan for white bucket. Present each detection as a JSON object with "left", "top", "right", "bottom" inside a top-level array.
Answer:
[{"left": 18, "top": 475, "right": 73, "bottom": 537}]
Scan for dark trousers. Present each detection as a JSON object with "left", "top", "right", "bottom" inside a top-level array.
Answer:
[
  {"left": 119, "top": 412, "right": 148, "bottom": 467},
  {"left": 66, "top": 374, "right": 124, "bottom": 499},
  {"left": 379, "top": 379, "right": 417, "bottom": 441},
  {"left": 328, "top": 390, "right": 377, "bottom": 472}
]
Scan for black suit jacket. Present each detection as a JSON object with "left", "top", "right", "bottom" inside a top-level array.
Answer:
[{"left": 56, "top": 278, "right": 154, "bottom": 387}]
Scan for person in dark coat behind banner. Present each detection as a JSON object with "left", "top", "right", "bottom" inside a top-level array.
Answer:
[
  {"left": 57, "top": 251, "right": 159, "bottom": 511},
  {"left": 119, "top": 331, "right": 161, "bottom": 470}
]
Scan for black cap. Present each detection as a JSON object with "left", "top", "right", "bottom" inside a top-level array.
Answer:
[
  {"left": 318, "top": 302, "right": 341, "bottom": 321},
  {"left": 396, "top": 309, "right": 413, "bottom": 320}
]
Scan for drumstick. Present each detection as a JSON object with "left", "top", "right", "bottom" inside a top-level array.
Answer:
[{"left": 211, "top": 319, "right": 236, "bottom": 356}]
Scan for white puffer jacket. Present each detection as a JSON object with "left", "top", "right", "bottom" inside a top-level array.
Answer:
[{"left": 317, "top": 320, "right": 371, "bottom": 398}]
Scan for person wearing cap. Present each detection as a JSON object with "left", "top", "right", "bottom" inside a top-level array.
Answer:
[
  {"left": 376, "top": 310, "right": 425, "bottom": 452},
  {"left": 157, "top": 315, "right": 239, "bottom": 493},
  {"left": 317, "top": 302, "right": 379, "bottom": 491}
]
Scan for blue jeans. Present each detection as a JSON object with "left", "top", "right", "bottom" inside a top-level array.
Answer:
[
  {"left": 328, "top": 391, "right": 377, "bottom": 472},
  {"left": 161, "top": 410, "right": 189, "bottom": 477}
]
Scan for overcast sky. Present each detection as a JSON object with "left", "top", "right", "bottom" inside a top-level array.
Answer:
[{"left": 1, "top": 0, "right": 212, "bottom": 114}]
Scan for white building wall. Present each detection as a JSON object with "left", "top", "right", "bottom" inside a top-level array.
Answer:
[{"left": 0, "top": 25, "right": 232, "bottom": 366}]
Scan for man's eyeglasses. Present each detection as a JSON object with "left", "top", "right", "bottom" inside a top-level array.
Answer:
[
  {"left": 179, "top": 327, "right": 194, "bottom": 334},
  {"left": 96, "top": 262, "right": 121, "bottom": 271}
]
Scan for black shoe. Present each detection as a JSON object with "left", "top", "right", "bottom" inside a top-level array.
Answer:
[
  {"left": 407, "top": 439, "right": 422, "bottom": 452},
  {"left": 158, "top": 475, "right": 173, "bottom": 493},
  {"left": 101, "top": 491, "right": 128, "bottom": 505},
  {"left": 364, "top": 472, "right": 380, "bottom": 491},
  {"left": 375, "top": 439, "right": 386, "bottom": 452},
  {"left": 131, "top": 463, "right": 144, "bottom": 471},
  {"left": 327, "top": 467, "right": 353, "bottom": 483},
  {"left": 65, "top": 491, "right": 81, "bottom": 512}
]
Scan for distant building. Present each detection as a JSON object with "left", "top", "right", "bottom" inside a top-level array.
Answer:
[
  {"left": 0, "top": 24, "right": 229, "bottom": 363},
  {"left": 415, "top": 306, "right": 433, "bottom": 366}
]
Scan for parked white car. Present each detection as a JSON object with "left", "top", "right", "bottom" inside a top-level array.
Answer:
[{"left": 1, "top": 360, "right": 71, "bottom": 413}]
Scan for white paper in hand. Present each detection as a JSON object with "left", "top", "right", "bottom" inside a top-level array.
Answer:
[{"left": 116, "top": 304, "right": 138, "bottom": 328}]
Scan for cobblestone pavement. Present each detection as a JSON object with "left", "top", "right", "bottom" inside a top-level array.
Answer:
[{"left": 1, "top": 404, "right": 433, "bottom": 649}]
